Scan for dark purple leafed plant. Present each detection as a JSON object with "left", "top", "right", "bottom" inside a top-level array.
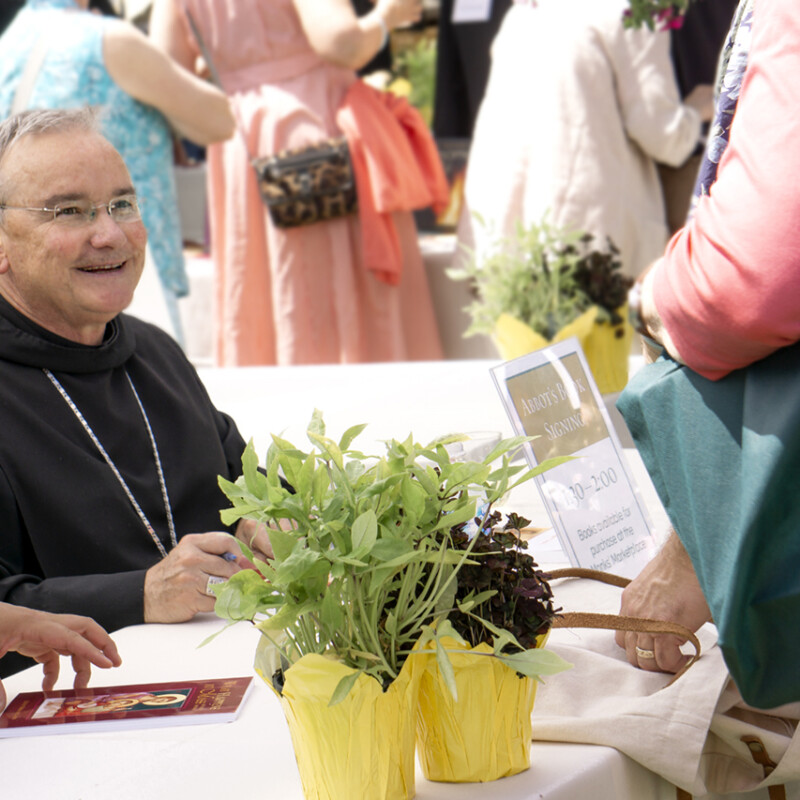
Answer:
[{"left": 443, "top": 510, "right": 560, "bottom": 652}]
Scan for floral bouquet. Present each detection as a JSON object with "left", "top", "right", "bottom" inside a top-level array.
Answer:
[{"left": 623, "top": 0, "right": 692, "bottom": 30}]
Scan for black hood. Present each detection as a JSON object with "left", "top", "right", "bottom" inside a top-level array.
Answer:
[{"left": 0, "top": 294, "right": 136, "bottom": 373}]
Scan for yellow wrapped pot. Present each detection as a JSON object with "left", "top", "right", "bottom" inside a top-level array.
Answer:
[
  {"left": 493, "top": 307, "right": 632, "bottom": 395},
  {"left": 256, "top": 646, "right": 420, "bottom": 800},
  {"left": 415, "top": 636, "right": 546, "bottom": 783}
]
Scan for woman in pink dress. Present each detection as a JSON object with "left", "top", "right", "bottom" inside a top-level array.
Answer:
[{"left": 150, "top": 0, "right": 444, "bottom": 366}]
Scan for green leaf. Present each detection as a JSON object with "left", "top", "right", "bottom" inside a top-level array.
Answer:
[
  {"left": 481, "top": 435, "right": 533, "bottom": 465},
  {"left": 489, "top": 627, "right": 519, "bottom": 652},
  {"left": 294, "top": 452, "right": 316, "bottom": 497},
  {"left": 495, "top": 648, "right": 573, "bottom": 680},
  {"left": 369, "top": 538, "right": 413, "bottom": 563},
  {"left": 345, "top": 459, "right": 366, "bottom": 484},
  {"left": 242, "top": 439, "right": 266, "bottom": 496},
  {"left": 219, "top": 506, "right": 246, "bottom": 526},
  {"left": 212, "top": 570, "right": 276, "bottom": 621},
  {"left": 265, "top": 528, "right": 296, "bottom": 564},
  {"left": 329, "top": 670, "right": 362, "bottom": 706},
  {"left": 275, "top": 548, "right": 327, "bottom": 584},
  {"left": 433, "top": 568, "right": 457, "bottom": 617},
  {"left": 435, "top": 637, "right": 458, "bottom": 701},
  {"left": 430, "top": 501, "right": 478, "bottom": 532},
  {"left": 400, "top": 477, "right": 425, "bottom": 523},
  {"left": 308, "top": 432, "right": 344, "bottom": 471},
  {"left": 198, "top": 619, "right": 239, "bottom": 648},
  {"left": 308, "top": 409, "right": 326, "bottom": 438},
  {"left": 456, "top": 589, "right": 497, "bottom": 614},
  {"left": 339, "top": 423, "right": 367, "bottom": 451},
  {"left": 336, "top": 555, "right": 369, "bottom": 568},
  {"left": 432, "top": 619, "right": 465, "bottom": 645},
  {"left": 312, "top": 464, "right": 330, "bottom": 508},
  {"left": 320, "top": 590, "right": 345, "bottom": 632},
  {"left": 218, "top": 474, "right": 251, "bottom": 500},
  {"left": 414, "top": 465, "right": 440, "bottom": 495},
  {"left": 350, "top": 509, "right": 378, "bottom": 557},
  {"left": 361, "top": 473, "right": 405, "bottom": 498}
]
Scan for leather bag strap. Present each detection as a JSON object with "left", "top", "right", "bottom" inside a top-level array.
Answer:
[{"left": 547, "top": 567, "right": 702, "bottom": 683}]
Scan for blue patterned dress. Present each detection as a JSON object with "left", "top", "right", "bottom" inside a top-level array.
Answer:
[
  {"left": 692, "top": 0, "right": 754, "bottom": 202},
  {"left": 0, "top": 0, "right": 188, "bottom": 314}
]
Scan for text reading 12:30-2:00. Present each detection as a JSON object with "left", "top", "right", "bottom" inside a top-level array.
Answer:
[{"left": 566, "top": 468, "right": 618, "bottom": 506}]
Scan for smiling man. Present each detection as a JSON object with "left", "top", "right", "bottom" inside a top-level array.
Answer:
[{"left": 0, "top": 108, "right": 268, "bottom": 677}]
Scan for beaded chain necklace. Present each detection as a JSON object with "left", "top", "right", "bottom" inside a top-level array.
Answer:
[{"left": 43, "top": 368, "right": 178, "bottom": 559}]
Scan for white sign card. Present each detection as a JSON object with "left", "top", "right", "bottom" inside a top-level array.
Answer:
[
  {"left": 451, "top": 0, "right": 493, "bottom": 24},
  {"left": 491, "top": 338, "right": 657, "bottom": 579}
]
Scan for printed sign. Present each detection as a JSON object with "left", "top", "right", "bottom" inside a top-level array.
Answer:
[{"left": 491, "top": 338, "right": 657, "bottom": 579}]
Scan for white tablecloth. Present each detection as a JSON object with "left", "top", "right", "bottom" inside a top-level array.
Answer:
[
  {"left": 1, "top": 359, "right": 683, "bottom": 799},
  {"left": 1, "top": 614, "right": 677, "bottom": 800}
]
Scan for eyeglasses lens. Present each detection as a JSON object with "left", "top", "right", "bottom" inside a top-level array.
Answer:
[{"left": 53, "top": 195, "right": 141, "bottom": 226}]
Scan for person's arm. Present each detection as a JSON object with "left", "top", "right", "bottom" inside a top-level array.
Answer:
[
  {"left": 648, "top": 0, "right": 800, "bottom": 379},
  {"left": 0, "top": 604, "right": 121, "bottom": 694},
  {"left": 148, "top": 0, "right": 199, "bottom": 75},
  {"left": 610, "top": 19, "right": 705, "bottom": 168},
  {"left": 293, "top": 0, "right": 422, "bottom": 72},
  {"left": 102, "top": 18, "right": 235, "bottom": 145},
  {"left": 0, "top": 465, "right": 148, "bottom": 634}
]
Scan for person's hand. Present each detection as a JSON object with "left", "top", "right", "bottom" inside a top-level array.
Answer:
[
  {"left": 684, "top": 83, "right": 715, "bottom": 123},
  {"left": 143, "top": 532, "right": 248, "bottom": 623},
  {"left": 615, "top": 531, "right": 712, "bottom": 673},
  {"left": 0, "top": 605, "right": 122, "bottom": 701},
  {"left": 234, "top": 518, "right": 274, "bottom": 564},
  {"left": 374, "top": 0, "right": 423, "bottom": 31}
]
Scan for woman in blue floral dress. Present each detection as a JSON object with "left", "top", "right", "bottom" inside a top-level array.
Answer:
[{"left": 0, "top": 0, "right": 234, "bottom": 341}]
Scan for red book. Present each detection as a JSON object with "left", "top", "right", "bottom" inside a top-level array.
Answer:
[{"left": 0, "top": 676, "right": 253, "bottom": 737}]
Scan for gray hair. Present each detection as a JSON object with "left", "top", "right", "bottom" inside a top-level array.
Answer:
[{"left": 0, "top": 107, "right": 102, "bottom": 208}]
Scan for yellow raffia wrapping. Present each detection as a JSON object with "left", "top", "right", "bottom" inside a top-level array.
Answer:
[
  {"left": 415, "top": 636, "right": 547, "bottom": 783},
  {"left": 492, "top": 306, "right": 632, "bottom": 394},
  {"left": 256, "top": 647, "right": 420, "bottom": 800}
]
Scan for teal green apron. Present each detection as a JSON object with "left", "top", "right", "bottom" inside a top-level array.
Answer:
[{"left": 617, "top": 343, "right": 800, "bottom": 709}]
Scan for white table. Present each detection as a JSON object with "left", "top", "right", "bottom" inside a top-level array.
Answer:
[
  {"left": 2, "top": 359, "right": 681, "bottom": 799},
  {"left": 1, "top": 614, "right": 676, "bottom": 800}
]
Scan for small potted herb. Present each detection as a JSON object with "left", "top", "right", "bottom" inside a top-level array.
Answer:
[
  {"left": 211, "top": 411, "right": 569, "bottom": 800},
  {"left": 448, "top": 217, "right": 633, "bottom": 393},
  {"left": 415, "top": 510, "right": 566, "bottom": 782}
]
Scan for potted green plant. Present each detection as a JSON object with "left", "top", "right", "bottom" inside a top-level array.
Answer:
[
  {"left": 415, "top": 509, "right": 565, "bottom": 782},
  {"left": 448, "top": 217, "right": 633, "bottom": 393},
  {"left": 211, "top": 410, "right": 570, "bottom": 800}
]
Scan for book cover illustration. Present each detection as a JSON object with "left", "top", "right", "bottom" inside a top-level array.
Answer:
[{"left": 0, "top": 676, "right": 253, "bottom": 737}]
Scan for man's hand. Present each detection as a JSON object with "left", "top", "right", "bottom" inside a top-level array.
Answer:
[
  {"left": 234, "top": 518, "right": 275, "bottom": 563},
  {"left": 143, "top": 532, "right": 246, "bottom": 623},
  {"left": 0, "top": 604, "right": 122, "bottom": 702},
  {"left": 615, "top": 531, "right": 712, "bottom": 673}
]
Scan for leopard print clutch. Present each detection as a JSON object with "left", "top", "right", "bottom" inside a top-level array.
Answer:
[{"left": 253, "top": 137, "right": 358, "bottom": 229}]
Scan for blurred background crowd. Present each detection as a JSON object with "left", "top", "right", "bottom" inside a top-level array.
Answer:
[{"left": 0, "top": 0, "right": 738, "bottom": 369}]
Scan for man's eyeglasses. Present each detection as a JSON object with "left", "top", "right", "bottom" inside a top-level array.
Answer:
[{"left": 0, "top": 194, "right": 143, "bottom": 227}]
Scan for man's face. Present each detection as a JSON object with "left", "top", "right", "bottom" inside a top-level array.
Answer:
[{"left": 0, "top": 128, "right": 146, "bottom": 344}]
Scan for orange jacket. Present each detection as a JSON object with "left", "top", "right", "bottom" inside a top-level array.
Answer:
[{"left": 337, "top": 80, "right": 449, "bottom": 285}]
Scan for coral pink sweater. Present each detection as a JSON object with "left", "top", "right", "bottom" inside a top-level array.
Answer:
[{"left": 653, "top": 0, "right": 800, "bottom": 380}]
